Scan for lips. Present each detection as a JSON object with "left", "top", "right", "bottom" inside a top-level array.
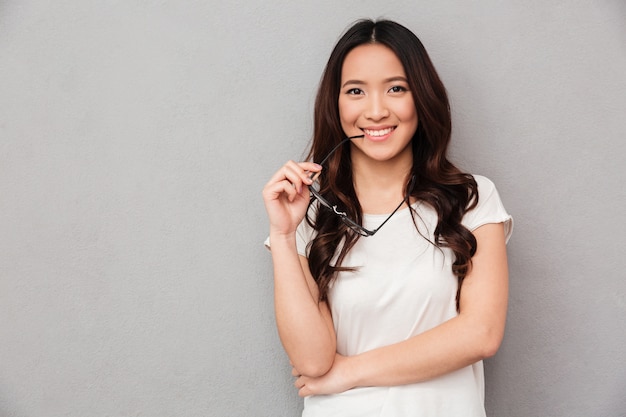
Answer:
[{"left": 362, "top": 127, "right": 396, "bottom": 141}]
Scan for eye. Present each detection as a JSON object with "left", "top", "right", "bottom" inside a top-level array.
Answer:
[
  {"left": 388, "top": 85, "right": 408, "bottom": 93},
  {"left": 346, "top": 88, "right": 364, "bottom": 95}
]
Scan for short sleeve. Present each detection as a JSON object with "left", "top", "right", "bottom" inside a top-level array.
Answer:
[
  {"left": 263, "top": 204, "right": 319, "bottom": 257},
  {"left": 463, "top": 175, "right": 513, "bottom": 243}
]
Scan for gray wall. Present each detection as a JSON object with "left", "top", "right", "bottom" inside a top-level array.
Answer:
[{"left": 1, "top": 1, "right": 624, "bottom": 416}]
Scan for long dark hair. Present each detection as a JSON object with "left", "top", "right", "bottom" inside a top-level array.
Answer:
[{"left": 307, "top": 19, "right": 478, "bottom": 309}]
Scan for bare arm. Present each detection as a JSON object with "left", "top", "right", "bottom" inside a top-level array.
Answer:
[
  {"left": 294, "top": 222, "right": 508, "bottom": 395},
  {"left": 263, "top": 161, "right": 336, "bottom": 377}
]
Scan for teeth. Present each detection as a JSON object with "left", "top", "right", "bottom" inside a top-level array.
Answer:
[{"left": 364, "top": 128, "right": 394, "bottom": 137}]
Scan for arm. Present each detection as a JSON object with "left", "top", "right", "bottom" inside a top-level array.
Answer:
[
  {"left": 262, "top": 161, "right": 336, "bottom": 377},
  {"left": 294, "top": 222, "right": 508, "bottom": 396}
]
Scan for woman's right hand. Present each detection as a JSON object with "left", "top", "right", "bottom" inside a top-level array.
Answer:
[{"left": 262, "top": 161, "right": 322, "bottom": 236}]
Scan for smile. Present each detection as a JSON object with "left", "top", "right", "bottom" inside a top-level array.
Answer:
[{"left": 363, "top": 127, "right": 395, "bottom": 137}]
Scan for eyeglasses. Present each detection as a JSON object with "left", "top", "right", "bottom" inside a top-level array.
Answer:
[{"left": 308, "top": 135, "right": 414, "bottom": 237}]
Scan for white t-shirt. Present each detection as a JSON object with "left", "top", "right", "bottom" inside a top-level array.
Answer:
[{"left": 272, "top": 175, "right": 513, "bottom": 417}]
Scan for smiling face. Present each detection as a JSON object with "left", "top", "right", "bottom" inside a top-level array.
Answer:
[{"left": 338, "top": 43, "right": 418, "bottom": 166}]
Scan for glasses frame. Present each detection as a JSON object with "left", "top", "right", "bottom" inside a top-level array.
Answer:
[{"left": 308, "top": 135, "right": 415, "bottom": 237}]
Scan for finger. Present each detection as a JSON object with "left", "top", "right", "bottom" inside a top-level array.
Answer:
[
  {"left": 284, "top": 160, "right": 322, "bottom": 192},
  {"left": 263, "top": 179, "right": 299, "bottom": 202},
  {"left": 284, "top": 163, "right": 309, "bottom": 193},
  {"left": 268, "top": 161, "right": 321, "bottom": 190},
  {"left": 298, "top": 161, "right": 323, "bottom": 176},
  {"left": 266, "top": 162, "right": 305, "bottom": 194},
  {"left": 298, "top": 384, "right": 311, "bottom": 398},
  {"left": 295, "top": 376, "right": 314, "bottom": 397},
  {"left": 291, "top": 367, "right": 300, "bottom": 377}
]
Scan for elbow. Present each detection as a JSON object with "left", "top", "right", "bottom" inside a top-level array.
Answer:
[
  {"left": 468, "top": 319, "right": 504, "bottom": 359},
  {"left": 481, "top": 337, "right": 502, "bottom": 359},
  {"left": 477, "top": 328, "right": 504, "bottom": 359},
  {"left": 293, "top": 354, "right": 335, "bottom": 378},
  {"left": 300, "top": 363, "right": 332, "bottom": 378}
]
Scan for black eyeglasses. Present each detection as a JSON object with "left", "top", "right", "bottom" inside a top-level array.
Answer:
[{"left": 308, "top": 135, "right": 415, "bottom": 237}]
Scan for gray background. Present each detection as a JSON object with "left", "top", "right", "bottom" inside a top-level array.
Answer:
[{"left": 1, "top": 1, "right": 625, "bottom": 416}]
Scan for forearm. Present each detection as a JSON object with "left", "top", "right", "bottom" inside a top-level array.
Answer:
[
  {"left": 349, "top": 314, "right": 501, "bottom": 387},
  {"left": 271, "top": 232, "right": 336, "bottom": 376},
  {"left": 349, "top": 310, "right": 503, "bottom": 387},
  {"left": 293, "top": 314, "right": 501, "bottom": 398}
]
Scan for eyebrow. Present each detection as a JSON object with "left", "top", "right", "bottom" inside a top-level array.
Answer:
[{"left": 341, "top": 76, "right": 408, "bottom": 88}]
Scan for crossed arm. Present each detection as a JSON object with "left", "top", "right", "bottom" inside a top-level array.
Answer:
[{"left": 273, "top": 222, "right": 509, "bottom": 397}]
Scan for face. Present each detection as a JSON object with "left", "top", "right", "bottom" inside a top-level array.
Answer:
[{"left": 338, "top": 43, "right": 418, "bottom": 165}]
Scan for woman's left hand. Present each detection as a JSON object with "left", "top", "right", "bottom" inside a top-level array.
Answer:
[{"left": 292, "top": 354, "right": 355, "bottom": 397}]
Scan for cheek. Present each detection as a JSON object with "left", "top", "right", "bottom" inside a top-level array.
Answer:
[
  {"left": 394, "top": 101, "right": 418, "bottom": 122},
  {"left": 338, "top": 99, "right": 359, "bottom": 124}
]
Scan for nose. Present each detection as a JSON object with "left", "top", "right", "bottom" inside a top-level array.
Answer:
[{"left": 363, "top": 93, "right": 390, "bottom": 121}]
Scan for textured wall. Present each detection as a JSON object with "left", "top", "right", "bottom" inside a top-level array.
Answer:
[{"left": 1, "top": 1, "right": 624, "bottom": 416}]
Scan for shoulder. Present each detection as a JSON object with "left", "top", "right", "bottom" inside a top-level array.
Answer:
[
  {"left": 464, "top": 174, "right": 513, "bottom": 241},
  {"left": 472, "top": 174, "right": 497, "bottom": 196}
]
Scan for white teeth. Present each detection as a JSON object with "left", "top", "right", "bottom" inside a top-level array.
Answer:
[{"left": 364, "top": 128, "right": 394, "bottom": 137}]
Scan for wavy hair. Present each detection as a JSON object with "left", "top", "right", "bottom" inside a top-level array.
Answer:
[{"left": 306, "top": 19, "right": 478, "bottom": 309}]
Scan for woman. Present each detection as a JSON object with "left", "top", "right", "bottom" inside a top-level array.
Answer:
[{"left": 262, "top": 19, "right": 512, "bottom": 416}]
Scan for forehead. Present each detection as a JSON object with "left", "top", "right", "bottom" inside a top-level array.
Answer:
[{"left": 341, "top": 43, "right": 406, "bottom": 81}]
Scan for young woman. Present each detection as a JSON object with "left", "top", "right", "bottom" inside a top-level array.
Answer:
[{"left": 262, "top": 19, "right": 512, "bottom": 417}]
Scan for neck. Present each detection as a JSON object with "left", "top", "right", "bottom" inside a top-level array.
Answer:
[
  {"left": 350, "top": 145, "right": 413, "bottom": 213},
  {"left": 351, "top": 150, "right": 412, "bottom": 189}
]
